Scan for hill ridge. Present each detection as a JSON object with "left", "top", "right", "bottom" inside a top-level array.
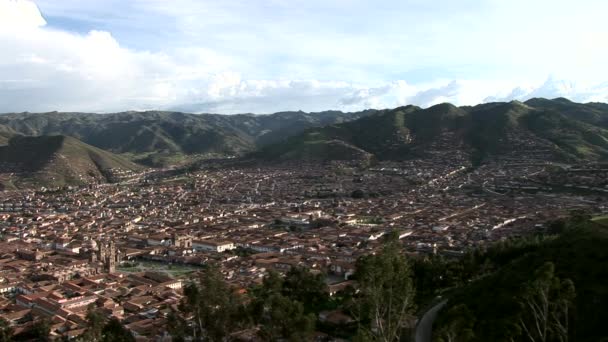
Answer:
[
  {"left": 0, "top": 135, "right": 142, "bottom": 189},
  {"left": 257, "top": 98, "right": 608, "bottom": 163},
  {"left": 0, "top": 109, "right": 379, "bottom": 164},
  {"left": 1, "top": 98, "right": 607, "bottom": 167}
]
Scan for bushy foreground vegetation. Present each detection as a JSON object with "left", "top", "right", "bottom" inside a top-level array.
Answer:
[{"left": 433, "top": 215, "right": 608, "bottom": 342}]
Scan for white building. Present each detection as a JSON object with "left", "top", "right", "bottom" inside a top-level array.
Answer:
[{"left": 193, "top": 240, "right": 235, "bottom": 253}]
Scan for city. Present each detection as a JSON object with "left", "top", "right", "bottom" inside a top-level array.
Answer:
[
  {"left": 2, "top": 0, "right": 608, "bottom": 340},
  {"left": 0, "top": 155, "right": 605, "bottom": 339}
]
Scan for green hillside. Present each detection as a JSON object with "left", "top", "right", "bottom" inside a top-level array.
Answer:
[
  {"left": 0, "top": 135, "right": 143, "bottom": 189},
  {"left": 258, "top": 99, "right": 608, "bottom": 163},
  {"left": 523, "top": 110, "right": 608, "bottom": 159},
  {"left": 0, "top": 124, "right": 16, "bottom": 145},
  {"left": 257, "top": 106, "right": 419, "bottom": 160},
  {"left": 1, "top": 99, "right": 607, "bottom": 166},
  {"left": 525, "top": 97, "right": 608, "bottom": 128},
  {"left": 0, "top": 110, "right": 376, "bottom": 165}
]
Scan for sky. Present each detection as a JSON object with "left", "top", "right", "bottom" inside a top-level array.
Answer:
[{"left": 0, "top": 0, "right": 607, "bottom": 114}]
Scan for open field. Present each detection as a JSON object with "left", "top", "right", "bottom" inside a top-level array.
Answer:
[{"left": 117, "top": 260, "right": 202, "bottom": 277}]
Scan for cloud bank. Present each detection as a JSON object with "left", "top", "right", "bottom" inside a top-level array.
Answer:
[{"left": 0, "top": 0, "right": 607, "bottom": 114}]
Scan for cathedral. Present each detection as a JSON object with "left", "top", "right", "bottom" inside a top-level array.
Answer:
[{"left": 89, "top": 240, "right": 121, "bottom": 273}]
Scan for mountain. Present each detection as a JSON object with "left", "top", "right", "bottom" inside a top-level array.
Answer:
[
  {"left": 1, "top": 99, "right": 607, "bottom": 167},
  {"left": 258, "top": 99, "right": 608, "bottom": 163},
  {"left": 0, "top": 135, "right": 143, "bottom": 189},
  {"left": 0, "top": 109, "right": 377, "bottom": 165},
  {"left": 258, "top": 106, "right": 415, "bottom": 161},
  {"left": 0, "top": 124, "right": 16, "bottom": 145}
]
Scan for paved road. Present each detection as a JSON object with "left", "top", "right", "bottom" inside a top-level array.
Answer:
[{"left": 415, "top": 300, "right": 447, "bottom": 342}]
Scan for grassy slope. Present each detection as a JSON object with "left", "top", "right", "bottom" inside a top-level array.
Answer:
[
  {"left": 0, "top": 110, "right": 377, "bottom": 165},
  {"left": 2, "top": 99, "right": 607, "bottom": 165},
  {"left": 0, "top": 135, "right": 142, "bottom": 188},
  {"left": 522, "top": 110, "right": 608, "bottom": 159},
  {"left": 257, "top": 106, "right": 419, "bottom": 160},
  {"left": 0, "top": 124, "right": 16, "bottom": 145},
  {"left": 525, "top": 97, "right": 608, "bottom": 128},
  {"left": 258, "top": 99, "right": 608, "bottom": 163}
]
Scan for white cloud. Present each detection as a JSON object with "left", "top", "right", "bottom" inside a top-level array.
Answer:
[
  {"left": 0, "top": 0, "right": 606, "bottom": 114},
  {"left": 0, "top": 0, "right": 45, "bottom": 30}
]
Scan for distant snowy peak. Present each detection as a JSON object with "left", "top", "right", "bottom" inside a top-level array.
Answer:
[{"left": 485, "top": 77, "right": 608, "bottom": 104}]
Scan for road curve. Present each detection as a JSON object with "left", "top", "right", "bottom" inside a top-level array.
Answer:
[{"left": 415, "top": 299, "right": 447, "bottom": 342}]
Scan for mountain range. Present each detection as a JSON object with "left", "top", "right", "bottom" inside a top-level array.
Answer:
[
  {"left": 0, "top": 98, "right": 607, "bottom": 188},
  {"left": 0, "top": 109, "right": 377, "bottom": 164},
  {"left": 257, "top": 98, "right": 608, "bottom": 163}
]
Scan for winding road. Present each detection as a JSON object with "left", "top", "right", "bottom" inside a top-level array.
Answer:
[{"left": 415, "top": 300, "right": 447, "bottom": 342}]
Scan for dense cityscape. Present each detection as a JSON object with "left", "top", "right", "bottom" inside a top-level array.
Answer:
[
  {"left": 3, "top": 0, "right": 608, "bottom": 340},
  {"left": 0, "top": 153, "right": 605, "bottom": 339}
]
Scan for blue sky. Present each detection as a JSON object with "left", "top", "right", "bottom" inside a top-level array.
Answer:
[{"left": 0, "top": 0, "right": 607, "bottom": 113}]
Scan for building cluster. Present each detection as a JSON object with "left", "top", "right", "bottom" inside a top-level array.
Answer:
[{"left": 0, "top": 156, "right": 605, "bottom": 340}]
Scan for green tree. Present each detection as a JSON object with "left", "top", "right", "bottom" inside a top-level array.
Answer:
[
  {"left": 101, "top": 318, "right": 135, "bottom": 342},
  {"left": 412, "top": 255, "right": 457, "bottom": 305},
  {"left": 518, "top": 262, "right": 576, "bottom": 342},
  {"left": 30, "top": 319, "right": 51, "bottom": 342},
  {"left": 166, "top": 310, "right": 188, "bottom": 342},
  {"left": 551, "top": 278, "right": 576, "bottom": 342},
  {"left": 352, "top": 240, "right": 416, "bottom": 341},
  {"left": 257, "top": 293, "right": 316, "bottom": 342},
  {"left": 248, "top": 270, "right": 284, "bottom": 323},
  {"left": 81, "top": 305, "right": 106, "bottom": 341},
  {"left": 0, "top": 318, "right": 13, "bottom": 342},
  {"left": 282, "top": 267, "right": 330, "bottom": 313},
  {"left": 250, "top": 270, "right": 318, "bottom": 341},
  {"left": 434, "top": 304, "right": 475, "bottom": 342},
  {"left": 179, "top": 265, "right": 245, "bottom": 341}
]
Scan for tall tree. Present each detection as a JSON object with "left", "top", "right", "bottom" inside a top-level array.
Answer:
[
  {"left": 250, "top": 270, "right": 318, "bottom": 341},
  {"left": 166, "top": 310, "right": 188, "bottom": 342},
  {"left": 282, "top": 266, "right": 330, "bottom": 313},
  {"left": 179, "top": 265, "right": 245, "bottom": 341},
  {"left": 518, "top": 262, "right": 576, "bottom": 342},
  {"left": 256, "top": 293, "right": 316, "bottom": 342},
  {"left": 551, "top": 278, "right": 575, "bottom": 342},
  {"left": 352, "top": 239, "right": 416, "bottom": 341}
]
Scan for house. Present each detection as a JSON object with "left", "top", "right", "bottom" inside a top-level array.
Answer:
[
  {"left": 193, "top": 240, "right": 235, "bottom": 253},
  {"left": 147, "top": 234, "right": 172, "bottom": 247},
  {"left": 329, "top": 261, "right": 355, "bottom": 280}
]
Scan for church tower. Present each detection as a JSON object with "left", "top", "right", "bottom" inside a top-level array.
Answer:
[
  {"left": 107, "top": 241, "right": 116, "bottom": 273},
  {"left": 96, "top": 240, "right": 117, "bottom": 273}
]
